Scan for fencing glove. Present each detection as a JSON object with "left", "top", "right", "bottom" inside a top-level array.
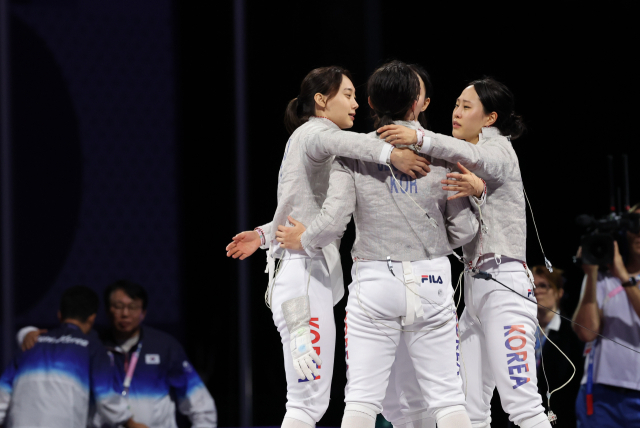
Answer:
[{"left": 282, "top": 295, "right": 322, "bottom": 381}]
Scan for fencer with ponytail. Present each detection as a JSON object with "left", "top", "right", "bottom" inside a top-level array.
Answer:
[
  {"left": 284, "top": 66, "right": 351, "bottom": 134},
  {"left": 468, "top": 77, "right": 526, "bottom": 140}
]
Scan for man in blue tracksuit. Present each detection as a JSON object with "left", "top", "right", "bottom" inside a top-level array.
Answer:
[
  {"left": 21, "top": 280, "right": 217, "bottom": 428},
  {"left": 93, "top": 280, "right": 217, "bottom": 428},
  {"left": 0, "top": 286, "right": 148, "bottom": 428}
]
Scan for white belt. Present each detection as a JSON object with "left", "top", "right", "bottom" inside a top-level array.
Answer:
[
  {"left": 265, "top": 252, "right": 276, "bottom": 282},
  {"left": 401, "top": 261, "right": 424, "bottom": 326}
]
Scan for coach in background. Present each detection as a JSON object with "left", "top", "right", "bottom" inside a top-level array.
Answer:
[
  {"left": 531, "top": 266, "right": 584, "bottom": 428},
  {"left": 0, "top": 286, "right": 148, "bottom": 428},
  {"left": 21, "top": 280, "right": 217, "bottom": 428},
  {"left": 572, "top": 204, "right": 640, "bottom": 428}
]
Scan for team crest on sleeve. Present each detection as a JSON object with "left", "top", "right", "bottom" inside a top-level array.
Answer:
[{"left": 145, "top": 354, "right": 161, "bottom": 364}]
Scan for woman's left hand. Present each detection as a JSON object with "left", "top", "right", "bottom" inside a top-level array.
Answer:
[
  {"left": 377, "top": 124, "right": 418, "bottom": 145},
  {"left": 441, "top": 162, "right": 484, "bottom": 201},
  {"left": 276, "top": 216, "right": 306, "bottom": 250}
]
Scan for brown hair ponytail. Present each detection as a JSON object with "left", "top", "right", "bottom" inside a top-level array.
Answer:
[
  {"left": 283, "top": 66, "right": 351, "bottom": 134},
  {"left": 469, "top": 77, "right": 526, "bottom": 140}
]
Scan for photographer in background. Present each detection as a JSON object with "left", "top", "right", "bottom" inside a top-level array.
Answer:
[{"left": 573, "top": 204, "right": 640, "bottom": 427}]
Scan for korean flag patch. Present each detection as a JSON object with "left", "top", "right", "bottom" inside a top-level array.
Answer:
[{"left": 145, "top": 354, "right": 160, "bottom": 364}]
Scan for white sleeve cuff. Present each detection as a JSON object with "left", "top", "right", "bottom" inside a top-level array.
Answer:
[
  {"left": 471, "top": 194, "right": 484, "bottom": 208},
  {"left": 300, "top": 232, "right": 319, "bottom": 257},
  {"left": 17, "top": 326, "right": 38, "bottom": 347},
  {"left": 471, "top": 192, "right": 485, "bottom": 208},
  {"left": 304, "top": 246, "right": 319, "bottom": 257},
  {"left": 418, "top": 136, "right": 432, "bottom": 154},
  {"left": 471, "top": 181, "right": 487, "bottom": 207},
  {"left": 379, "top": 143, "right": 394, "bottom": 165}
]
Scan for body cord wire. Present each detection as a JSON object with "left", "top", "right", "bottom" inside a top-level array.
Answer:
[
  {"left": 524, "top": 187, "right": 553, "bottom": 272},
  {"left": 538, "top": 324, "right": 577, "bottom": 415},
  {"left": 475, "top": 269, "right": 640, "bottom": 355}
]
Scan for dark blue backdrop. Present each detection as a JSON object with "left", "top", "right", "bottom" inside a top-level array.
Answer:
[{"left": 2, "top": 0, "right": 179, "bottom": 336}]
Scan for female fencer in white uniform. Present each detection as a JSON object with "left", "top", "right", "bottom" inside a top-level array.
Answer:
[
  {"left": 276, "top": 61, "right": 479, "bottom": 428},
  {"left": 225, "top": 66, "right": 429, "bottom": 428},
  {"left": 378, "top": 78, "right": 552, "bottom": 428}
]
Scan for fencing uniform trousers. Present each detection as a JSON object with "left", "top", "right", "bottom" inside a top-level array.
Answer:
[
  {"left": 344, "top": 257, "right": 465, "bottom": 418},
  {"left": 271, "top": 251, "right": 336, "bottom": 425},
  {"left": 459, "top": 258, "right": 547, "bottom": 427},
  {"left": 381, "top": 339, "right": 436, "bottom": 428}
]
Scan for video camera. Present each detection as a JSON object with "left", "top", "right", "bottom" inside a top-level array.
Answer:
[
  {"left": 576, "top": 155, "right": 638, "bottom": 266},
  {"left": 577, "top": 213, "right": 640, "bottom": 265}
]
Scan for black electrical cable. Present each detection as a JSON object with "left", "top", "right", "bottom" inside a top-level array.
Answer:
[{"left": 471, "top": 269, "right": 640, "bottom": 355}]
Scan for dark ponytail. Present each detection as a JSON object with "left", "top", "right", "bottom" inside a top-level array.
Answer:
[
  {"left": 367, "top": 60, "right": 421, "bottom": 129},
  {"left": 284, "top": 97, "right": 303, "bottom": 134},
  {"left": 284, "top": 66, "right": 351, "bottom": 135},
  {"left": 469, "top": 77, "right": 526, "bottom": 140},
  {"left": 408, "top": 63, "right": 433, "bottom": 130}
]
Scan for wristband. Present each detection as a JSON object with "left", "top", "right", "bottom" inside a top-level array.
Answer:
[
  {"left": 415, "top": 129, "right": 424, "bottom": 150},
  {"left": 622, "top": 276, "right": 638, "bottom": 288},
  {"left": 254, "top": 227, "right": 266, "bottom": 247}
]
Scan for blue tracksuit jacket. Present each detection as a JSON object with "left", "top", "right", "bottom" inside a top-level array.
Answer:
[
  {"left": 0, "top": 323, "right": 131, "bottom": 428},
  {"left": 93, "top": 326, "right": 217, "bottom": 428}
]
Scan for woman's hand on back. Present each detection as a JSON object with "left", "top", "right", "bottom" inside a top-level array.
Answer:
[
  {"left": 276, "top": 216, "right": 305, "bottom": 251},
  {"left": 389, "top": 148, "right": 430, "bottom": 179},
  {"left": 377, "top": 124, "right": 418, "bottom": 145},
  {"left": 441, "top": 162, "right": 484, "bottom": 200}
]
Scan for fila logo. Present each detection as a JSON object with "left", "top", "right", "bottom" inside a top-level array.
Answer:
[
  {"left": 145, "top": 354, "right": 160, "bottom": 365},
  {"left": 422, "top": 275, "right": 443, "bottom": 284},
  {"left": 527, "top": 289, "right": 532, "bottom": 298}
]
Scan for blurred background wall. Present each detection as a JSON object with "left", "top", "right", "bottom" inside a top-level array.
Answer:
[{"left": 3, "top": 0, "right": 180, "bottom": 333}]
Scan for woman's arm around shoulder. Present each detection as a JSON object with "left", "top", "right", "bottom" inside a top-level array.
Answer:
[{"left": 378, "top": 124, "right": 515, "bottom": 183}]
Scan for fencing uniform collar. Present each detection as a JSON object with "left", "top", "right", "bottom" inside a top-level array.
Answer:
[
  {"left": 392, "top": 119, "right": 419, "bottom": 129},
  {"left": 479, "top": 126, "right": 501, "bottom": 141},
  {"left": 309, "top": 116, "right": 340, "bottom": 130}
]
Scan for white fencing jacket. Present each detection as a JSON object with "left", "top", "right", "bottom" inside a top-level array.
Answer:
[
  {"left": 420, "top": 127, "right": 526, "bottom": 262},
  {"left": 300, "top": 121, "right": 478, "bottom": 262},
  {"left": 259, "top": 117, "right": 393, "bottom": 304}
]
